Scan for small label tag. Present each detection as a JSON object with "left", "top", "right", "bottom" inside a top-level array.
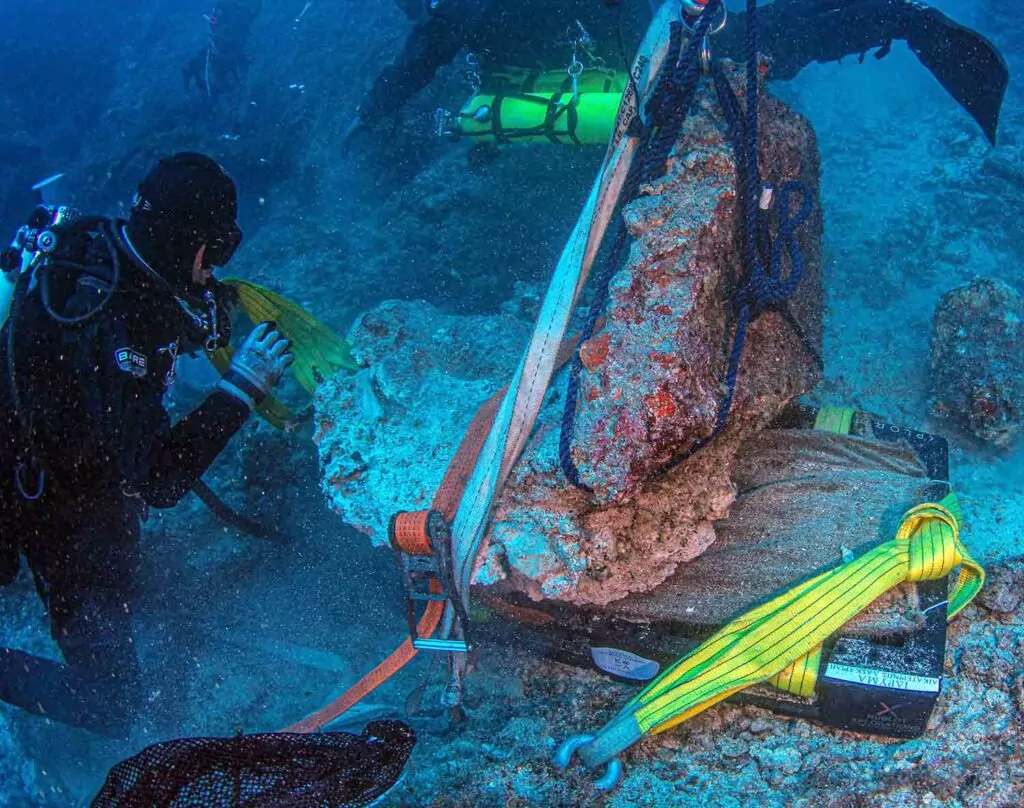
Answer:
[
  {"left": 590, "top": 647, "right": 660, "bottom": 681},
  {"left": 824, "top": 663, "right": 940, "bottom": 694},
  {"left": 114, "top": 347, "right": 148, "bottom": 378}
]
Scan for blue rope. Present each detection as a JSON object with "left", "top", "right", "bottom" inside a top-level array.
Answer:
[
  {"left": 558, "top": 2, "right": 724, "bottom": 491},
  {"left": 656, "top": 0, "right": 814, "bottom": 468},
  {"left": 640, "top": 9, "right": 719, "bottom": 183},
  {"left": 708, "top": 1, "right": 814, "bottom": 444},
  {"left": 711, "top": 181, "right": 812, "bottom": 435}
]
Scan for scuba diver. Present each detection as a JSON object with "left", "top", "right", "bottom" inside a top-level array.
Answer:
[
  {"left": 183, "top": 0, "right": 263, "bottom": 98},
  {"left": 345, "top": 0, "right": 1008, "bottom": 145},
  {"left": 0, "top": 153, "right": 293, "bottom": 737}
]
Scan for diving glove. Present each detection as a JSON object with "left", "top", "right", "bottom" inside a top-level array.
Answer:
[{"left": 218, "top": 322, "right": 294, "bottom": 410}]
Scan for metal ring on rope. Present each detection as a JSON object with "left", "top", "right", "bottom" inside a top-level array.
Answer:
[{"left": 14, "top": 462, "right": 45, "bottom": 501}]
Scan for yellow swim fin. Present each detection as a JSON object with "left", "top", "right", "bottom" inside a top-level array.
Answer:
[{"left": 222, "top": 278, "right": 358, "bottom": 390}]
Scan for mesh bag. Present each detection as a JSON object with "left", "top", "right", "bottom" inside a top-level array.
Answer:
[{"left": 91, "top": 720, "right": 415, "bottom": 808}]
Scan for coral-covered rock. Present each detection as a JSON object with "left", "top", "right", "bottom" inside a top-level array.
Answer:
[
  {"left": 976, "top": 558, "right": 1024, "bottom": 614},
  {"left": 314, "top": 300, "right": 532, "bottom": 539},
  {"left": 569, "top": 72, "right": 823, "bottom": 499},
  {"left": 482, "top": 73, "right": 823, "bottom": 604},
  {"left": 929, "top": 277, "right": 1024, "bottom": 448},
  {"left": 316, "top": 73, "right": 823, "bottom": 605}
]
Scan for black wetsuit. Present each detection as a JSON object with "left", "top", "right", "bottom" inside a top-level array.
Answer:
[
  {"left": 358, "top": 0, "right": 1007, "bottom": 143},
  {"left": 0, "top": 220, "right": 249, "bottom": 737}
]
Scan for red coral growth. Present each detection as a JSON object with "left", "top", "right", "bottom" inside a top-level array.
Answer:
[
  {"left": 649, "top": 351, "right": 677, "bottom": 369},
  {"left": 645, "top": 388, "right": 677, "bottom": 421},
  {"left": 313, "top": 418, "right": 335, "bottom": 445},
  {"left": 579, "top": 333, "right": 611, "bottom": 370}
]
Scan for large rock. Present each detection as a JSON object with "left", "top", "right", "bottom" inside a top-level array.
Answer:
[
  {"left": 316, "top": 71, "right": 823, "bottom": 606},
  {"left": 929, "top": 277, "right": 1024, "bottom": 448},
  {"left": 314, "top": 298, "right": 534, "bottom": 538},
  {"left": 568, "top": 77, "right": 823, "bottom": 499}
]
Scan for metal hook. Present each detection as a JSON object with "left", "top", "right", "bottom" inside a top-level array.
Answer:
[
  {"left": 552, "top": 734, "right": 624, "bottom": 791},
  {"left": 681, "top": 1, "right": 728, "bottom": 36}
]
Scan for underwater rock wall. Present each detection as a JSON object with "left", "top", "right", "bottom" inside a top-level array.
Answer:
[
  {"left": 315, "top": 298, "right": 534, "bottom": 539},
  {"left": 317, "top": 75, "right": 823, "bottom": 606}
]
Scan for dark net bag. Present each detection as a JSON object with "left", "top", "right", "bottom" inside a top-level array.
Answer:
[{"left": 91, "top": 720, "right": 415, "bottom": 807}]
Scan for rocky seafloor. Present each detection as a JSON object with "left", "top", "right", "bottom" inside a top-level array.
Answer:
[{"left": 388, "top": 572, "right": 1024, "bottom": 807}]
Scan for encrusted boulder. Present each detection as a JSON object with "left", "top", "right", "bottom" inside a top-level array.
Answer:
[
  {"left": 314, "top": 299, "right": 533, "bottom": 538},
  {"left": 316, "top": 72, "right": 824, "bottom": 606},
  {"left": 567, "top": 77, "right": 823, "bottom": 499},
  {"left": 929, "top": 277, "right": 1024, "bottom": 448}
]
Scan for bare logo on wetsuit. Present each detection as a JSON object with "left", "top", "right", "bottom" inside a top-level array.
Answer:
[{"left": 114, "top": 347, "right": 148, "bottom": 378}]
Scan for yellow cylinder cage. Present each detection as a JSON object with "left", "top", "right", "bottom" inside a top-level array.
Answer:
[{"left": 454, "top": 69, "right": 629, "bottom": 145}]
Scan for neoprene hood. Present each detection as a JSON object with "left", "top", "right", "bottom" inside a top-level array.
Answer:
[{"left": 126, "top": 152, "right": 243, "bottom": 293}]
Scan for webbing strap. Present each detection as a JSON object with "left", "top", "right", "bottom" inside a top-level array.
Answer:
[
  {"left": 281, "top": 579, "right": 443, "bottom": 734},
  {"left": 278, "top": 382, "right": 506, "bottom": 733},
  {"left": 279, "top": 335, "right": 591, "bottom": 733},
  {"left": 448, "top": 1, "right": 680, "bottom": 623},
  {"left": 767, "top": 643, "right": 821, "bottom": 698},
  {"left": 578, "top": 494, "right": 984, "bottom": 769},
  {"left": 278, "top": 20, "right": 675, "bottom": 722}
]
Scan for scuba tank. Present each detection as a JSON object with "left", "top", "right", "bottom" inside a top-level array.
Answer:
[
  {"left": 436, "top": 69, "right": 628, "bottom": 146},
  {"left": 3, "top": 206, "right": 134, "bottom": 501},
  {"left": 2, "top": 204, "right": 86, "bottom": 502}
]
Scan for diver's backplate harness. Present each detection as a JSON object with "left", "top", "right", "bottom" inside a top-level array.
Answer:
[{"left": 1, "top": 205, "right": 224, "bottom": 501}]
